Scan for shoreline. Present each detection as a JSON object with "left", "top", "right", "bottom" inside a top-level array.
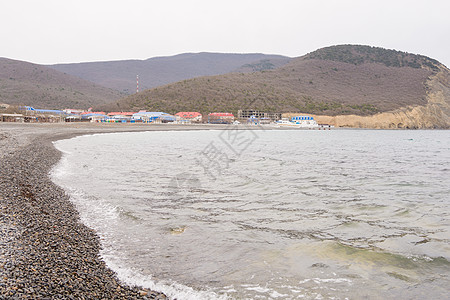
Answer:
[
  {"left": 0, "top": 122, "right": 437, "bottom": 299},
  {"left": 1, "top": 122, "right": 274, "bottom": 298},
  {"left": 0, "top": 123, "right": 227, "bottom": 298},
  {"left": 1, "top": 123, "right": 448, "bottom": 298}
]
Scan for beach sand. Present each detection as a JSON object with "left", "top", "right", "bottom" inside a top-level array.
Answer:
[{"left": 0, "top": 122, "right": 234, "bottom": 299}]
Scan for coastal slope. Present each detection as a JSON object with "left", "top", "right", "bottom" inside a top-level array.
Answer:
[
  {"left": 103, "top": 45, "right": 450, "bottom": 128},
  {"left": 287, "top": 63, "right": 450, "bottom": 129}
]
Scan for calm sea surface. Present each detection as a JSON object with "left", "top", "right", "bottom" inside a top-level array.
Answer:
[{"left": 51, "top": 129, "right": 450, "bottom": 299}]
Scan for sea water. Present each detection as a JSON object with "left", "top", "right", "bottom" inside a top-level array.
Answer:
[{"left": 51, "top": 129, "right": 450, "bottom": 299}]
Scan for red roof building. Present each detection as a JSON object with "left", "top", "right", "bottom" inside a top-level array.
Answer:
[
  {"left": 175, "top": 112, "right": 203, "bottom": 122},
  {"left": 208, "top": 112, "right": 234, "bottom": 124},
  {"left": 175, "top": 112, "right": 201, "bottom": 118}
]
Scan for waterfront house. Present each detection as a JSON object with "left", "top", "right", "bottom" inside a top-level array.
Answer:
[
  {"left": 108, "top": 112, "right": 136, "bottom": 119},
  {"left": 290, "top": 115, "right": 319, "bottom": 128},
  {"left": 20, "top": 106, "right": 67, "bottom": 122},
  {"left": 81, "top": 111, "right": 106, "bottom": 116},
  {"left": 238, "top": 110, "right": 282, "bottom": 122},
  {"left": 107, "top": 112, "right": 136, "bottom": 122},
  {"left": 291, "top": 115, "right": 315, "bottom": 122},
  {"left": 132, "top": 111, "right": 176, "bottom": 123},
  {"left": 175, "top": 112, "right": 202, "bottom": 123},
  {"left": 82, "top": 113, "right": 109, "bottom": 122},
  {"left": 0, "top": 113, "right": 24, "bottom": 122},
  {"left": 208, "top": 112, "right": 234, "bottom": 124}
]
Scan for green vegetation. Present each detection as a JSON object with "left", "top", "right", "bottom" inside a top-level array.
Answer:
[
  {"left": 241, "top": 60, "right": 276, "bottom": 72},
  {"left": 307, "top": 45, "right": 441, "bottom": 71}
]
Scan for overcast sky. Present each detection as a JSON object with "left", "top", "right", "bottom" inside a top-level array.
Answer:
[{"left": 1, "top": 0, "right": 449, "bottom": 66}]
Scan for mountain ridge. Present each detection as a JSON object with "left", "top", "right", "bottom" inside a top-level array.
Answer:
[
  {"left": 0, "top": 57, "right": 122, "bottom": 109},
  {"left": 49, "top": 53, "right": 291, "bottom": 94},
  {"left": 100, "top": 45, "right": 449, "bottom": 128}
]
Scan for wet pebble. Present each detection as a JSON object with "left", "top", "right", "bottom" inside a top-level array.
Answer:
[{"left": 0, "top": 130, "right": 167, "bottom": 299}]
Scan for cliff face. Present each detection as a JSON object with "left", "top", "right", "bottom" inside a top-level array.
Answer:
[{"left": 308, "top": 66, "right": 450, "bottom": 129}]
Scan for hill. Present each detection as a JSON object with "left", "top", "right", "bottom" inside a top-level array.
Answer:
[
  {"left": 0, "top": 58, "right": 123, "bottom": 109},
  {"left": 102, "top": 45, "right": 450, "bottom": 128},
  {"left": 48, "top": 53, "right": 291, "bottom": 94}
]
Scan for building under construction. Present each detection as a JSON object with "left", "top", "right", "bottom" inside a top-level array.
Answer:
[{"left": 237, "top": 110, "right": 282, "bottom": 121}]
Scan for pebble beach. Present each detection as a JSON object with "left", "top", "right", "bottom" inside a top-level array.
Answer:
[{"left": 0, "top": 123, "right": 225, "bottom": 299}]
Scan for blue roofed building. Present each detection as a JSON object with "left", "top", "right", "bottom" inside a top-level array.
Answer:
[{"left": 19, "top": 106, "right": 68, "bottom": 122}]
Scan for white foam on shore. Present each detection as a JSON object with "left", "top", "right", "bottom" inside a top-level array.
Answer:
[
  {"left": 53, "top": 184, "right": 227, "bottom": 300},
  {"left": 51, "top": 144, "right": 227, "bottom": 300},
  {"left": 103, "top": 257, "right": 228, "bottom": 300}
]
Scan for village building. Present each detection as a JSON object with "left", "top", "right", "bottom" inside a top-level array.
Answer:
[
  {"left": 175, "top": 112, "right": 202, "bottom": 123},
  {"left": 65, "top": 115, "right": 83, "bottom": 122},
  {"left": 238, "top": 110, "right": 282, "bottom": 122},
  {"left": 20, "top": 106, "right": 67, "bottom": 123},
  {"left": 82, "top": 113, "right": 109, "bottom": 122},
  {"left": 291, "top": 115, "right": 314, "bottom": 122},
  {"left": 107, "top": 112, "right": 136, "bottom": 120},
  {"left": 208, "top": 112, "right": 234, "bottom": 124},
  {"left": 132, "top": 111, "right": 176, "bottom": 123},
  {"left": 63, "top": 109, "right": 85, "bottom": 115},
  {"left": 81, "top": 111, "right": 106, "bottom": 116},
  {"left": 0, "top": 113, "right": 24, "bottom": 122}
]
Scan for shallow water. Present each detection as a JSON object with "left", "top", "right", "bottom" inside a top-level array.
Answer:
[{"left": 52, "top": 129, "right": 450, "bottom": 299}]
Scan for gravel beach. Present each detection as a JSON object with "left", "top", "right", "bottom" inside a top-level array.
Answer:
[{"left": 0, "top": 123, "right": 228, "bottom": 299}]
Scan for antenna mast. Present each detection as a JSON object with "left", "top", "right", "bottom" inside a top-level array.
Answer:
[{"left": 136, "top": 75, "right": 139, "bottom": 93}]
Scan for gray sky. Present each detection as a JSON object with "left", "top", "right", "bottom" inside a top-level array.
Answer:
[{"left": 1, "top": 0, "right": 449, "bottom": 66}]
